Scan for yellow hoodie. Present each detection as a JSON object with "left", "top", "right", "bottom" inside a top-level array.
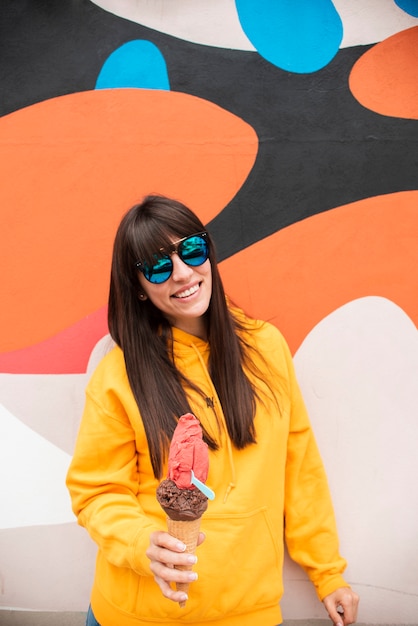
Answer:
[{"left": 66, "top": 313, "right": 348, "bottom": 626}]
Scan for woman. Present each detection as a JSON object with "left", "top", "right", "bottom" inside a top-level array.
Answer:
[{"left": 66, "top": 195, "right": 359, "bottom": 626}]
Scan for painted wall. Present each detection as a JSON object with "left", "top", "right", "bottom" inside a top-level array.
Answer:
[{"left": 1, "top": 0, "right": 417, "bottom": 622}]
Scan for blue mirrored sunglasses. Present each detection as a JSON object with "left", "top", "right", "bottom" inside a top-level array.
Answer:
[{"left": 135, "top": 232, "right": 209, "bottom": 284}]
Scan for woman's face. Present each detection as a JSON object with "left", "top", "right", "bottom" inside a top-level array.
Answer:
[{"left": 137, "top": 239, "right": 212, "bottom": 340}]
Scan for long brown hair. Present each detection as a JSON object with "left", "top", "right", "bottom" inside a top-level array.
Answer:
[{"left": 108, "top": 195, "right": 257, "bottom": 478}]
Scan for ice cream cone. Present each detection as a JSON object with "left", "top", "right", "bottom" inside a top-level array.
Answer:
[{"left": 167, "top": 516, "right": 201, "bottom": 607}]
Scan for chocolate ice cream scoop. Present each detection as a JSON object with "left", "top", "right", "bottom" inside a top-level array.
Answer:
[{"left": 156, "top": 478, "right": 208, "bottom": 521}]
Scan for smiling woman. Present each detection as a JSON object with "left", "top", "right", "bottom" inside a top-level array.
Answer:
[{"left": 66, "top": 194, "right": 358, "bottom": 626}]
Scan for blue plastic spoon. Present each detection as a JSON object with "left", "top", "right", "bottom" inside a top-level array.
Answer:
[{"left": 190, "top": 470, "right": 215, "bottom": 500}]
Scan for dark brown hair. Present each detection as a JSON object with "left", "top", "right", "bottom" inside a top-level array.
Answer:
[{"left": 108, "top": 195, "right": 258, "bottom": 478}]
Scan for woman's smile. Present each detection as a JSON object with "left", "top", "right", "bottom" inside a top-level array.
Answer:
[{"left": 172, "top": 282, "right": 201, "bottom": 299}]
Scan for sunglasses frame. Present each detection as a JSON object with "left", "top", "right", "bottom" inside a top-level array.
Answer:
[{"left": 135, "top": 231, "right": 209, "bottom": 284}]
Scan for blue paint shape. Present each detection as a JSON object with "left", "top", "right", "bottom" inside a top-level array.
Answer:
[
  {"left": 235, "top": 0, "right": 343, "bottom": 73},
  {"left": 394, "top": 0, "right": 418, "bottom": 17},
  {"left": 95, "top": 40, "right": 170, "bottom": 90}
]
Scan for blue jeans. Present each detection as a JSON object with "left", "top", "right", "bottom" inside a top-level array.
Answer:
[
  {"left": 86, "top": 604, "right": 281, "bottom": 626},
  {"left": 86, "top": 605, "right": 101, "bottom": 626}
]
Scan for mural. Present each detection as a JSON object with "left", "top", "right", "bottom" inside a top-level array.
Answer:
[{"left": 0, "top": 0, "right": 417, "bottom": 621}]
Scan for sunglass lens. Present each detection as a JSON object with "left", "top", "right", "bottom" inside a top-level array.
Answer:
[
  {"left": 145, "top": 255, "right": 173, "bottom": 284},
  {"left": 179, "top": 235, "right": 209, "bottom": 266}
]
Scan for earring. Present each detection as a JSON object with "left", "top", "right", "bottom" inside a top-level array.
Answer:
[{"left": 138, "top": 292, "right": 147, "bottom": 301}]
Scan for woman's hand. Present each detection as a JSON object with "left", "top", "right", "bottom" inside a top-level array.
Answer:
[
  {"left": 323, "top": 587, "right": 360, "bottom": 625},
  {"left": 146, "top": 530, "right": 205, "bottom": 604}
]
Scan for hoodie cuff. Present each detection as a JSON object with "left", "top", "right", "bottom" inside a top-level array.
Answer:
[
  {"left": 131, "top": 522, "right": 163, "bottom": 576},
  {"left": 316, "top": 574, "right": 351, "bottom": 601}
]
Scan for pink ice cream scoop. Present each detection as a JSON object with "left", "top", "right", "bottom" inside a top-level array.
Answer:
[{"left": 168, "top": 413, "right": 209, "bottom": 490}]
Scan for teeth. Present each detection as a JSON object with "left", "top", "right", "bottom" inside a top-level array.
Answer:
[{"left": 175, "top": 284, "right": 199, "bottom": 298}]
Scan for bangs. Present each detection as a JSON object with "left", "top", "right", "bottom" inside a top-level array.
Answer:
[
  {"left": 121, "top": 195, "right": 209, "bottom": 270},
  {"left": 130, "top": 218, "right": 202, "bottom": 268}
]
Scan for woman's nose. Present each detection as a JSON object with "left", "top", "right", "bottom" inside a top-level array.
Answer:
[{"left": 170, "top": 252, "right": 194, "bottom": 281}]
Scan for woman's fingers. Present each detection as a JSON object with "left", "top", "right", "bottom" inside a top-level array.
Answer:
[{"left": 146, "top": 530, "right": 201, "bottom": 603}]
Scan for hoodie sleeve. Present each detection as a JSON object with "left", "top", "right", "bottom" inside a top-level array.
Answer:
[
  {"left": 281, "top": 336, "right": 349, "bottom": 600},
  {"left": 66, "top": 361, "right": 160, "bottom": 577}
]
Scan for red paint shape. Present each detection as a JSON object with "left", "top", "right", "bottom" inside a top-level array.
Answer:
[
  {"left": 220, "top": 192, "right": 418, "bottom": 354},
  {"left": 0, "top": 307, "right": 108, "bottom": 374},
  {"left": 349, "top": 26, "right": 418, "bottom": 119},
  {"left": 0, "top": 89, "right": 257, "bottom": 370}
]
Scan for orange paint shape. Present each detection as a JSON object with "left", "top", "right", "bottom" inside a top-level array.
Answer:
[
  {"left": 349, "top": 26, "right": 418, "bottom": 119},
  {"left": 0, "top": 307, "right": 108, "bottom": 374},
  {"left": 0, "top": 89, "right": 257, "bottom": 358},
  {"left": 220, "top": 191, "right": 418, "bottom": 354}
]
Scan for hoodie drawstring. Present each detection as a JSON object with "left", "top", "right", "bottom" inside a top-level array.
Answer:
[{"left": 190, "top": 342, "right": 236, "bottom": 502}]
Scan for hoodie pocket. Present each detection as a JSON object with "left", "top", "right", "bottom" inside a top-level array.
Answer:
[{"left": 191, "top": 506, "right": 283, "bottom": 619}]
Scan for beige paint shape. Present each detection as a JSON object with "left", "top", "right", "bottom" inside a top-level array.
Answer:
[
  {"left": 90, "top": 0, "right": 418, "bottom": 50},
  {"left": 291, "top": 296, "right": 418, "bottom": 622}
]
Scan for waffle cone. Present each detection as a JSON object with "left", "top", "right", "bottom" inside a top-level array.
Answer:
[{"left": 166, "top": 516, "right": 201, "bottom": 608}]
